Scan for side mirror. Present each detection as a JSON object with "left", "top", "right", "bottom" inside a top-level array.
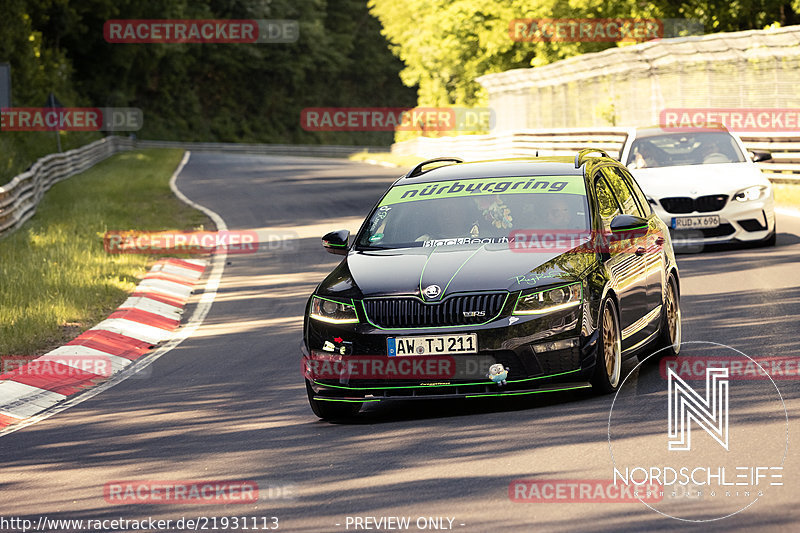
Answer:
[
  {"left": 750, "top": 150, "right": 772, "bottom": 163},
  {"left": 610, "top": 214, "right": 649, "bottom": 239},
  {"left": 322, "top": 230, "right": 350, "bottom": 255}
]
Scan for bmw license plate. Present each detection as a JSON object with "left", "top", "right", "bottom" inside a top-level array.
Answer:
[
  {"left": 387, "top": 334, "right": 477, "bottom": 356},
  {"left": 671, "top": 215, "right": 720, "bottom": 229}
]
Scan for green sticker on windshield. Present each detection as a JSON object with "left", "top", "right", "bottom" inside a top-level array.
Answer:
[{"left": 381, "top": 176, "right": 585, "bottom": 205}]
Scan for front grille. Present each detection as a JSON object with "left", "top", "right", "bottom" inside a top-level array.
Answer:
[
  {"left": 363, "top": 293, "right": 507, "bottom": 328},
  {"left": 660, "top": 195, "right": 728, "bottom": 214},
  {"left": 695, "top": 195, "right": 728, "bottom": 212},
  {"left": 660, "top": 197, "right": 693, "bottom": 213}
]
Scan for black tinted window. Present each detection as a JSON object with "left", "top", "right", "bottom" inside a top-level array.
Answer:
[
  {"left": 608, "top": 167, "right": 651, "bottom": 216},
  {"left": 602, "top": 168, "right": 642, "bottom": 217},
  {"left": 594, "top": 175, "right": 621, "bottom": 224}
]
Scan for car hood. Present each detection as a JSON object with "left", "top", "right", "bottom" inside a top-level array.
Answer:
[
  {"left": 319, "top": 244, "right": 594, "bottom": 300},
  {"left": 629, "top": 163, "right": 770, "bottom": 199}
]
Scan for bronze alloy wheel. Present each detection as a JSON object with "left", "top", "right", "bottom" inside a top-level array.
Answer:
[
  {"left": 602, "top": 302, "right": 622, "bottom": 389},
  {"left": 664, "top": 277, "right": 681, "bottom": 355}
]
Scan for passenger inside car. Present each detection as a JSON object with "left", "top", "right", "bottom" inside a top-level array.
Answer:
[{"left": 631, "top": 142, "right": 663, "bottom": 168}]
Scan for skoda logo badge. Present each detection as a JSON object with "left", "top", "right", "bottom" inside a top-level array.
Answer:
[{"left": 423, "top": 284, "right": 442, "bottom": 299}]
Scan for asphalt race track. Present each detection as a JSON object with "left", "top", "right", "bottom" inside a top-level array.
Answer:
[{"left": 2, "top": 153, "right": 799, "bottom": 532}]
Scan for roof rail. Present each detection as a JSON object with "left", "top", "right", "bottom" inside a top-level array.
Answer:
[
  {"left": 574, "top": 148, "right": 611, "bottom": 168},
  {"left": 406, "top": 157, "right": 463, "bottom": 178}
]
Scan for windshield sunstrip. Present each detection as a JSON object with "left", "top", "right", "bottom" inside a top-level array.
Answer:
[{"left": 381, "top": 175, "right": 585, "bottom": 205}]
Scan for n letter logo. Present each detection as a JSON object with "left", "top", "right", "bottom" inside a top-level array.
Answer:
[{"left": 667, "top": 366, "right": 729, "bottom": 451}]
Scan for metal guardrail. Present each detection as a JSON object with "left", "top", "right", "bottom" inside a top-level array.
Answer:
[
  {"left": 0, "top": 137, "right": 136, "bottom": 238},
  {"left": 0, "top": 137, "right": 389, "bottom": 239},
  {"left": 391, "top": 129, "right": 630, "bottom": 159},
  {"left": 391, "top": 130, "right": 800, "bottom": 182},
  {"left": 3, "top": 130, "right": 794, "bottom": 240},
  {"left": 134, "top": 140, "right": 389, "bottom": 158}
]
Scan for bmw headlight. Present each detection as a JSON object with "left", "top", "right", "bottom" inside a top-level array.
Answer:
[
  {"left": 514, "top": 283, "right": 582, "bottom": 315},
  {"left": 310, "top": 296, "right": 359, "bottom": 324},
  {"left": 734, "top": 185, "right": 768, "bottom": 202}
]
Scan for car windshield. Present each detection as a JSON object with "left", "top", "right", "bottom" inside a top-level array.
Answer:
[
  {"left": 356, "top": 175, "right": 589, "bottom": 249},
  {"left": 626, "top": 132, "right": 746, "bottom": 169}
]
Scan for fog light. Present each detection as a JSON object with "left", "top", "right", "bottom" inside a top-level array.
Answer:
[{"left": 532, "top": 338, "right": 580, "bottom": 354}]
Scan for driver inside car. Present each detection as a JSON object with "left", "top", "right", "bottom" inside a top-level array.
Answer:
[
  {"left": 698, "top": 139, "right": 731, "bottom": 164},
  {"left": 414, "top": 198, "right": 481, "bottom": 242}
]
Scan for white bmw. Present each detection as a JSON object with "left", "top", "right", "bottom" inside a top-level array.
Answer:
[{"left": 620, "top": 126, "right": 776, "bottom": 249}]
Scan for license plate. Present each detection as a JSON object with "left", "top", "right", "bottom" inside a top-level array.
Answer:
[
  {"left": 671, "top": 215, "right": 720, "bottom": 229},
  {"left": 387, "top": 334, "right": 477, "bottom": 356}
]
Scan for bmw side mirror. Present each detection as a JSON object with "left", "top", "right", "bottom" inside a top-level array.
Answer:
[
  {"left": 610, "top": 214, "right": 649, "bottom": 238},
  {"left": 750, "top": 150, "right": 772, "bottom": 163},
  {"left": 322, "top": 230, "right": 350, "bottom": 255}
]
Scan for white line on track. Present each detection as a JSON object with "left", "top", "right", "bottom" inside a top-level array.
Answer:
[{"left": 0, "top": 151, "right": 228, "bottom": 437}]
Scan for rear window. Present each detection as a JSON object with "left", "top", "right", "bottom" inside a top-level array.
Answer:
[{"left": 356, "top": 175, "right": 589, "bottom": 249}]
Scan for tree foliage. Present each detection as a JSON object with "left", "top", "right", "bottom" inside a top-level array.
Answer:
[
  {"left": 0, "top": 0, "right": 416, "bottom": 145},
  {"left": 369, "top": 0, "right": 800, "bottom": 108}
]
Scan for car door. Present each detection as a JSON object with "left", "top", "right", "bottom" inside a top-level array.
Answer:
[
  {"left": 593, "top": 171, "right": 649, "bottom": 348},
  {"left": 611, "top": 165, "right": 667, "bottom": 338}
]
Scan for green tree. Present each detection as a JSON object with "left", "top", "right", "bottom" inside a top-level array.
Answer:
[{"left": 369, "top": 0, "right": 799, "bottom": 110}]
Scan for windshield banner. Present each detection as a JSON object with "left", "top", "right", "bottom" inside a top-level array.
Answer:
[{"left": 380, "top": 176, "right": 585, "bottom": 205}]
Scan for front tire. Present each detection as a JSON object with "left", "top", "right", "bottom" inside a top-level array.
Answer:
[
  {"left": 591, "top": 298, "right": 622, "bottom": 394},
  {"left": 762, "top": 227, "right": 777, "bottom": 247},
  {"left": 306, "top": 380, "right": 362, "bottom": 420}
]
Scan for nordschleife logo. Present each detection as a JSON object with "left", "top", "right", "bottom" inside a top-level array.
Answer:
[
  {"left": 667, "top": 366, "right": 729, "bottom": 451},
  {"left": 608, "top": 341, "right": 788, "bottom": 522}
]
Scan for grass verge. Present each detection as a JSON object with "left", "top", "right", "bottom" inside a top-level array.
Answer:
[{"left": 0, "top": 149, "right": 211, "bottom": 355}]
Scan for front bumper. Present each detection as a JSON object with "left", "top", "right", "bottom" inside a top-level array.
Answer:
[
  {"left": 653, "top": 199, "right": 775, "bottom": 247},
  {"left": 303, "top": 303, "right": 599, "bottom": 401},
  {"left": 309, "top": 381, "right": 593, "bottom": 403}
]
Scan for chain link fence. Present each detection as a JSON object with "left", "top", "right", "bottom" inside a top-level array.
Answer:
[{"left": 477, "top": 26, "right": 800, "bottom": 130}]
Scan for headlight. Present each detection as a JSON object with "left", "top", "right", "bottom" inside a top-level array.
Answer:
[
  {"left": 734, "top": 185, "right": 768, "bottom": 202},
  {"left": 513, "top": 283, "right": 582, "bottom": 315},
  {"left": 310, "top": 296, "right": 359, "bottom": 324}
]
